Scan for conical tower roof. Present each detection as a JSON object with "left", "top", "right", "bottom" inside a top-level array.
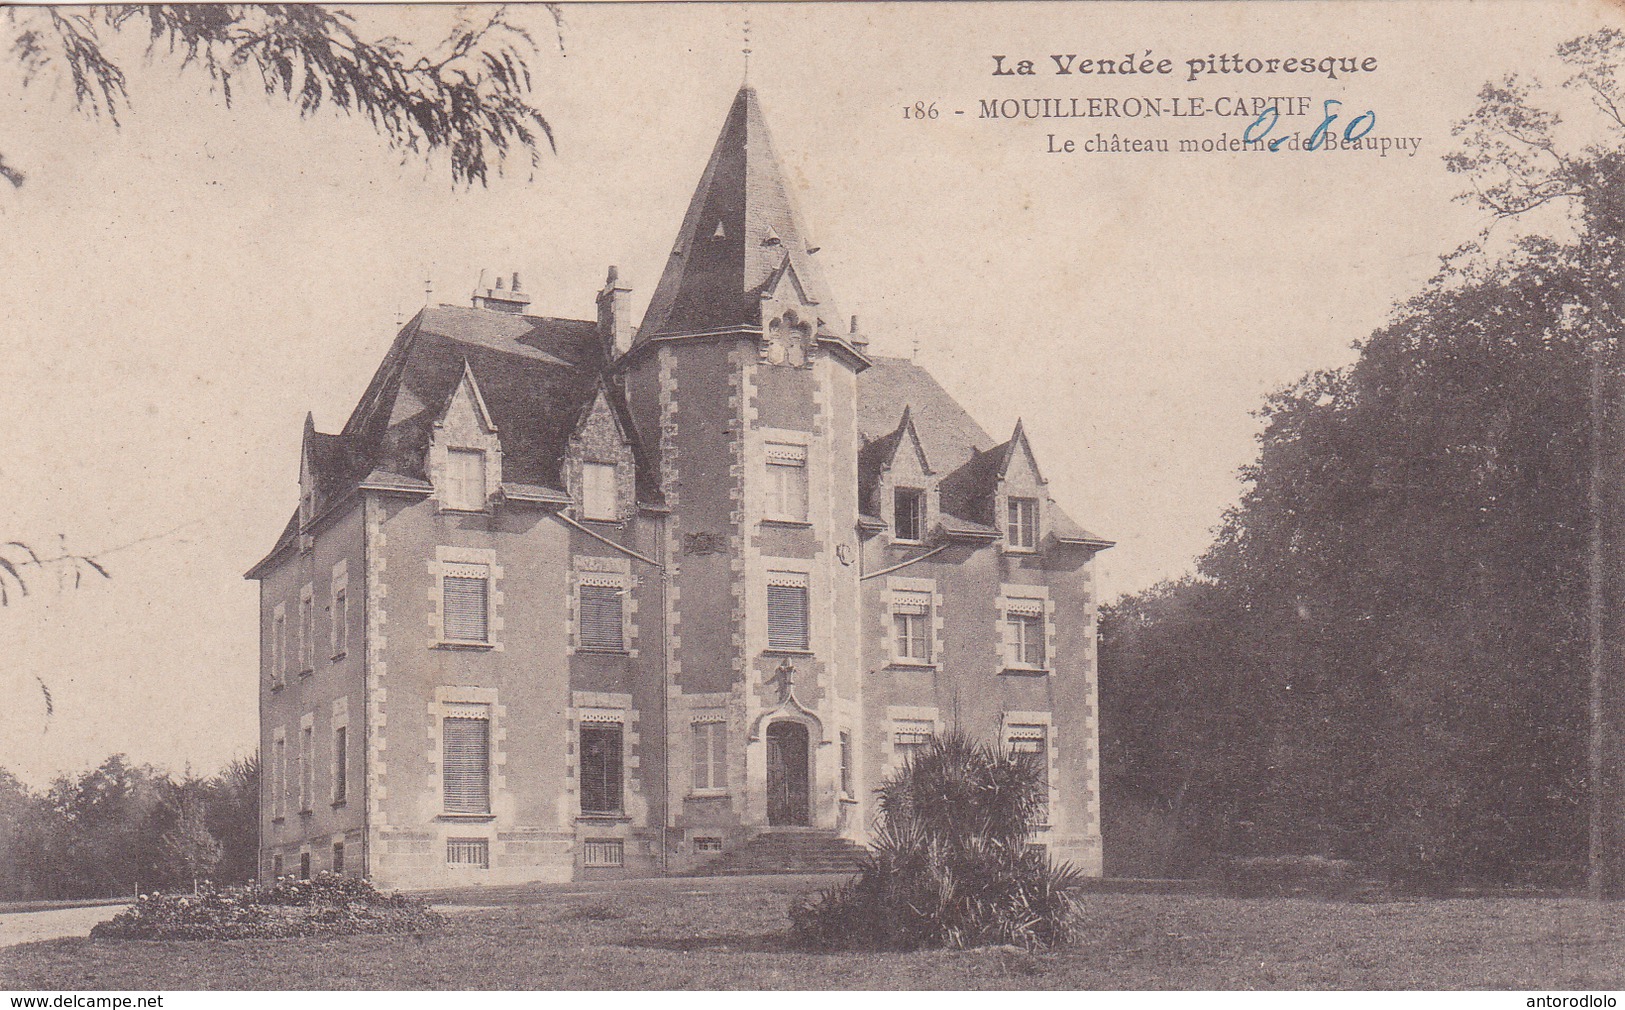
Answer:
[{"left": 637, "top": 85, "right": 842, "bottom": 342}]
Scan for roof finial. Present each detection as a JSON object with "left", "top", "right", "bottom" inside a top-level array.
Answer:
[{"left": 742, "top": 16, "right": 752, "bottom": 82}]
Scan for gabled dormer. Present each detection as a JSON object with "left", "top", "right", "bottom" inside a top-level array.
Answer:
[
  {"left": 995, "top": 419, "right": 1047, "bottom": 553},
  {"left": 565, "top": 381, "right": 638, "bottom": 524},
  {"left": 299, "top": 413, "right": 352, "bottom": 536},
  {"left": 429, "top": 359, "right": 502, "bottom": 513},
  {"left": 860, "top": 407, "right": 939, "bottom": 545}
]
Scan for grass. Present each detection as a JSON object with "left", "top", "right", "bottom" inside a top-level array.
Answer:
[{"left": 5, "top": 873, "right": 1625, "bottom": 989}]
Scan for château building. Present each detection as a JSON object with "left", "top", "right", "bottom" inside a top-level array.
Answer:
[{"left": 247, "top": 84, "right": 1112, "bottom": 886}]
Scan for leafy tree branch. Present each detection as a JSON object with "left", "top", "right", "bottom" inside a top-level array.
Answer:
[{"left": 4, "top": 4, "right": 559, "bottom": 188}]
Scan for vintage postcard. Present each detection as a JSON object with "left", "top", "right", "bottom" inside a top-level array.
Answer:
[{"left": 3, "top": 0, "right": 1624, "bottom": 994}]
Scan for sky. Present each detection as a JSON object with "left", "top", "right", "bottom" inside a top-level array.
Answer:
[{"left": 0, "top": 0, "right": 1613, "bottom": 787}]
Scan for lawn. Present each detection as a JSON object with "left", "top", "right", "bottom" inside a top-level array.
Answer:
[{"left": 4, "top": 873, "right": 1624, "bottom": 989}]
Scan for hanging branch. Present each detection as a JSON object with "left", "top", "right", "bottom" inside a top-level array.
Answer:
[{"left": 3, "top": 4, "right": 560, "bottom": 188}]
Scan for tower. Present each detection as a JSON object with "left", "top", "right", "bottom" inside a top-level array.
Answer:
[{"left": 622, "top": 84, "right": 871, "bottom": 840}]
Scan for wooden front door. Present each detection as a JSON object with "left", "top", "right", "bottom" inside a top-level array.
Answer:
[{"left": 766, "top": 721, "right": 810, "bottom": 826}]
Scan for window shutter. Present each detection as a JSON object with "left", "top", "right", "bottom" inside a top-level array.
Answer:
[
  {"left": 578, "top": 583, "right": 624, "bottom": 650},
  {"left": 767, "top": 580, "right": 809, "bottom": 651},
  {"left": 447, "top": 449, "right": 486, "bottom": 510},
  {"left": 580, "top": 723, "right": 624, "bottom": 813},
  {"left": 333, "top": 726, "right": 347, "bottom": 803},
  {"left": 710, "top": 722, "right": 726, "bottom": 787},
  {"left": 583, "top": 463, "right": 617, "bottom": 521},
  {"left": 691, "top": 723, "right": 710, "bottom": 790},
  {"left": 443, "top": 716, "right": 491, "bottom": 813},
  {"left": 442, "top": 567, "right": 489, "bottom": 641}
]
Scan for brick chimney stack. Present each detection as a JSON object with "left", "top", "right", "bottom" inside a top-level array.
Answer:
[
  {"left": 597, "top": 265, "right": 633, "bottom": 359},
  {"left": 472, "top": 270, "right": 533, "bottom": 314}
]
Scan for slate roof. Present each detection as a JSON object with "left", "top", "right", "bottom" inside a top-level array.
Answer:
[
  {"left": 855, "top": 356, "right": 1110, "bottom": 547},
  {"left": 254, "top": 86, "right": 1108, "bottom": 574},
  {"left": 638, "top": 85, "right": 847, "bottom": 342},
  {"left": 254, "top": 305, "right": 662, "bottom": 568}
]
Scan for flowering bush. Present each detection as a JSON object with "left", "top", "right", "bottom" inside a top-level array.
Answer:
[{"left": 90, "top": 873, "right": 444, "bottom": 940}]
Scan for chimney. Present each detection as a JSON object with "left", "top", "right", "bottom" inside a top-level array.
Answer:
[
  {"left": 597, "top": 265, "right": 633, "bottom": 359},
  {"left": 471, "top": 269, "right": 533, "bottom": 314}
]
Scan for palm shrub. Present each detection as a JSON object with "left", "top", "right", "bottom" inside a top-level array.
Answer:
[{"left": 790, "top": 732, "right": 1086, "bottom": 950}]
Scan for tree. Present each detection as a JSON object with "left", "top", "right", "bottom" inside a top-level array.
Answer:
[
  {"left": 1100, "top": 29, "right": 1625, "bottom": 891},
  {"left": 1446, "top": 27, "right": 1625, "bottom": 896},
  {"left": 205, "top": 754, "right": 260, "bottom": 884},
  {"left": 161, "top": 782, "right": 224, "bottom": 893},
  {"left": 2, "top": 4, "right": 558, "bottom": 189}
]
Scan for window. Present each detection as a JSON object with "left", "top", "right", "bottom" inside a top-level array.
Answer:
[
  {"left": 1005, "top": 598, "right": 1046, "bottom": 669},
  {"left": 578, "top": 581, "right": 625, "bottom": 651},
  {"left": 443, "top": 711, "right": 491, "bottom": 814},
  {"left": 272, "top": 853, "right": 283, "bottom": 877},
  {"left": 299, "top": 852, "right": 311, "bottom": 879},
  {"left": 441, "top": 564, "right": 490, "bottom": 643},
  {"left": 580, "top": 722, "right": 624, "bottom": 814},
  {"left": 892, "top": 590, "right": 932, "bottom": 663},
  {"left": 894, "top": 720, "right": 934, "bottom": 763},
  {"left": 765, "top": 444, "right": 808, "bottom": 521},
  {"left": 444, "top": 448, "right": 487, "bottom": 510},
  {"left": 331, "top": 841, "right": 345, "bottom": 874},
  {"left": 332, "top": 726, "right": 347, "bottom": 805},
  {"left": 271, "top": 731, "right": 286, "bottom": 819},
  {"left": 766, "top": 572, "right": 810, "bottom": 651},
  {"left": 839, "top": 731, "right": 853, "bottom": 797},
  {"left": 692, "top": 720, "right": 726, "bottom": 792},
  {"left": 299, "top": 586, "right": 315, "bottom": 673},
  {"left": 1007, "top": 497, "right": 1039, "bottom": 550},
  {"left": 300, "top": 723, "right": 314, "bottom": 812},
  {"left": 583, "top": 838, "right": 624, "bottom": 867},
  {"left": 271, "top": 608, "right": 286, "bottom": 686},
  {"left": 447, "top": 838, "right": 490, "bottom": 868},
  {"left": 582, "top": 462, "right": 618, "bottom": 521},
  {"left": 693, "top": 836, "right": 724, "bottom": 854},
  {"left": 1007, "top": 724, "right": 1050, "bottom": 825},
  {"left": 331, "top": 588, "right": 348, "bottom": 659},
  {"left": 894, "top": 487, "right": 926, "bottom": 542}
]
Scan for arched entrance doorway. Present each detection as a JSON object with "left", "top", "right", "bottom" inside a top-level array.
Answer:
[{"left": 766, "top": 721, "right": 810, "bottom": 826}]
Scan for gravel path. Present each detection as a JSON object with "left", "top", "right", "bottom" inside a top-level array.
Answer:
[{"left": 0, "top": 905, "right": 126, "bottom": 948}]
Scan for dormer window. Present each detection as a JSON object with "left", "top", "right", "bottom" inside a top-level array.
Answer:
[
  {"left": 894, "top": 487, "right": 926, "bottom": 543},
  {"left": 1007, "top": 497, "right": 1039, "bottom": 550},
  {"left": 582, "top": 462, "right": 618, "bottom": 521},
  {"left": 444, "top": 448, "right": 488, "bottom": 511}
]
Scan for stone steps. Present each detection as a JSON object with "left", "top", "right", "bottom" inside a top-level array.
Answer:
[{"left": 687, "top": 830, "right": 868, "bottom": 877}]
